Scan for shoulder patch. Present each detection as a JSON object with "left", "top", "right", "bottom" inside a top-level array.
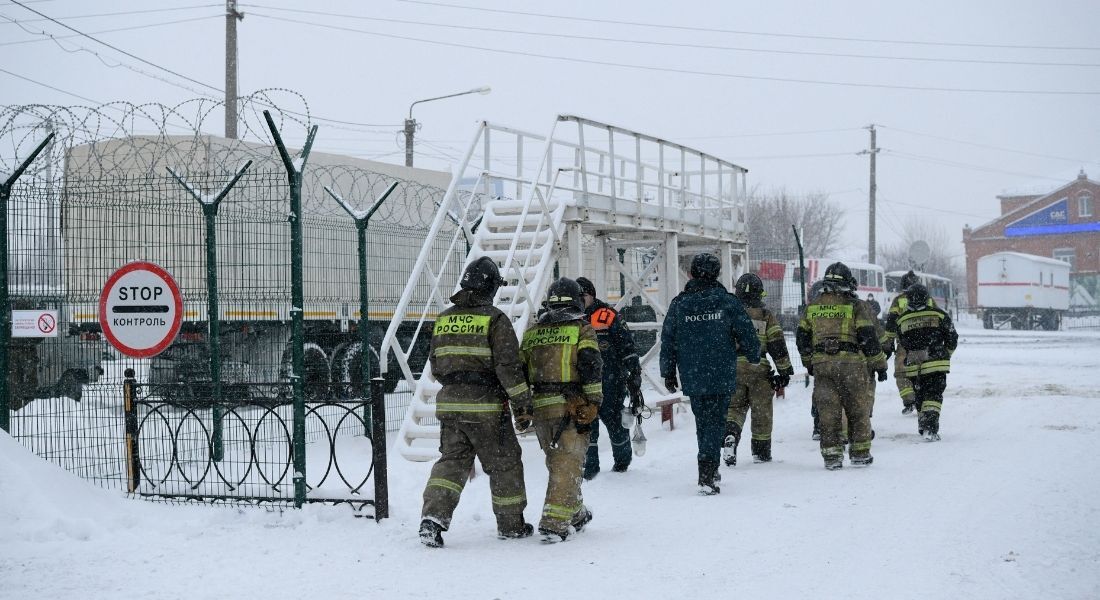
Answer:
[{"left": 590, "top": 307, "right": 616, "bottom": 330}]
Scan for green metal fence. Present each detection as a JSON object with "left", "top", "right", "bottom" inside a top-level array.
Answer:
[{"left": 2, "top": 96, "right": 463, "bottom": 514}]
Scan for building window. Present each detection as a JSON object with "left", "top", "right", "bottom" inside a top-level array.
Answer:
[
  {"left": 1079, "top": 193, "right": 1093, "bottom": 218},
  {"left": 1053, "top": 248, "right": 1076, "bottom": 271}
]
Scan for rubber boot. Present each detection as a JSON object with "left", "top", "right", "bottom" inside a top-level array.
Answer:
[
  {"left": 922, "top": 411, "right": 941, "bottom": 441},
  {"left": 722, "top": 422, "right": 741, "bottom": 467},
  {"left": 419, "top": 519, "right": 445, "bottom": 548},
  {"left": 751, "top": 439, "right": 772, "bottom": 463},
  {"left": 698, "top": 460, "right": 720, "bottom": 495}
]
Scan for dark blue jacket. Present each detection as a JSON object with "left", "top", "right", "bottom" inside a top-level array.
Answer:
[
  {"left": 584, "top": 299, "right": 641, "bottom": 392},
  {"left": 660, "top": 279, "right": 760, "bottom": 397}
]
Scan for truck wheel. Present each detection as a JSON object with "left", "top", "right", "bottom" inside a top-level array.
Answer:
[
  {"left": 280, "top": 342, "right": 331, "bottom": 400},
  {"left": 338, "top": 341, "right": 399, "bottom": 396},
  {"left": 982, "top": 313, "right": 993, "bottom": 329}
]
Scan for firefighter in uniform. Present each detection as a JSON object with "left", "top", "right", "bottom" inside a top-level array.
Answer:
[
  {"left": 796, "top": 263, "right": 888, "bottom": 470},
  {"left": 883, "top": 270, "right": 934, "bottom": 414},
  {"left": 660, "top": 253, "right": 760, "bottom": 494},
  {"left": 724, "top": 273, "right": 793, "bottom": 466},
  {"left": 894, "top": 284, "right": 958, "bottom": 441},
  {"left": 419, "top": 257, "right": 534, "bottom": 548},
  {"left": 521, "top": 278, "right": 603, "bottom": 543},
  {"left": 575, "top": 277, "right": 642, "bottom": 480}
]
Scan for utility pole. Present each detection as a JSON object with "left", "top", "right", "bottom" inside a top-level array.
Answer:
[
  {"left": 859, "top": 124, "right": 880, "bottom": 263},
  {"left": 404, "top": 118, "right": 416, "bottom": 168},
  {"left": 225, "top": 1, "right": 244, "bottom": 139}
]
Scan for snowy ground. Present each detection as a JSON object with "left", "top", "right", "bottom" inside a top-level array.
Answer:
[{"left": 3, "top": 326, "right": 1099, "bottom": 600}]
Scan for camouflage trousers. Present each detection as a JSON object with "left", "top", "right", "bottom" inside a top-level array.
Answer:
[
  {"left": 811, "top": 361, "right": 873, "bottom": 463},
  {"left": 421, "top": 418, "right": 527, "bottom": 534},
  {"left": 534, "top": 415, "right": 589, "bottom": 536},
  {"left": 727, "top": 370, "right": 775, "bottom": 442},
  {"left": 894, "top": 347, "right": 916, "bottom": 409}
]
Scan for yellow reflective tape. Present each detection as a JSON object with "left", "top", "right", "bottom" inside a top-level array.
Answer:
[
  {"left": 533, "top": 395, "right": 566, "bottom": 409},
  {"left": 850, "top": 441, "right": 872, "bottom": 452},
  {"left": 728, "top": 415, "right": 745, "bottom": 428},
  {"left": 821, "top": 445, "right": 844, "bottom": 457},
  {"left": 505, "top": 382, "right": 530, "bottom": 398},
  {"left": 435, "top": 403, "right": 501, "bottom": 413},
  {"left": 492, "top": 494, "right": 525, "bottom": 506},
  {"left": 582, "top": 383, "right": 602, "bottom": 395},
  {"left": 766, "top": 325, "right": 784, "bottom": 337},
  {"left": 427, "top": 478, "right": 464, "bottom": 494},
  {"left": 561, "top": 342, "right": 574, "bottom": 383},
  {"left": 542, "top": 503, "right": 579, "bottom": 519},
  {"left": 922, "top": 401, "right": 943, "bottom": 413},
  {"left": 434, "top": 346, "right": 493, "bottom": 358},
  {"left": 899, "top": 387, "right": 915, "bottom": 399},
  {"left": 434, "top": 314, "right": 491, "bottom": 336},
  {"left": 577, "top": 339, "right": 600, "bottom": 352},
  {"left": 751, "top": 433, "right": 770, "bottom": 441}
]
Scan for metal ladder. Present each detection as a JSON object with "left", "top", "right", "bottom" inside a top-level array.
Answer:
[{"left": 382, "top": 115, "right": 750, "bottom": 461}]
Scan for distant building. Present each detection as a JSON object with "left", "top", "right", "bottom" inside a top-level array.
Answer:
[{"left": 963, "top": 170, "right": 1099, "bottom": 310}]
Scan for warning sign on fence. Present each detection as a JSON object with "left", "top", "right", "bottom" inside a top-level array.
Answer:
[
  {"left": 98, "top": 261, "right": 183, "bottom": 358},
  {"left": 11, "top": 309, "right": 59, "bottom": 338}
]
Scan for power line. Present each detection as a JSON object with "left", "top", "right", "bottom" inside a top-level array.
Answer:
[
  {"left": 882, "top": 149, "right": 1069, "bottom": 181},
  {"left": 879, "top": 125, "right": 1093, "bottom": 164},
  {"left": 678, "top": 127, "right": 864, "bottom": 140},
  {"left": 0, "top": 66, "right": 102, "bottom": 104},
  {"left": 0, "top": 14, "right": 222, "bottom": 46},
  {"left": 248, "top": 13, "right": 1100, "bottom": 96},
  {"left": 399, "top": 0, "right": 1100, "bottom": 52},
  {"left": 240, "top": 4, "right": 1100, "bottom": 69},
  {"left": 9, "top": 0, "right": 222, "bottom": 93},
  {"left": 879, "top": 195, "right": 996, "bottom": 220},
  {"left": 7, "top": 4, "right": 220, "bottom": 23}
]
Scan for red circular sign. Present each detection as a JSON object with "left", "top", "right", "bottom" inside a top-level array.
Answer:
[
  {"left": 37, "top": 313, "right": 56, "bottom": 334},
  {"left": 98, "top": 261, "right": 184, "bottom": 358}
]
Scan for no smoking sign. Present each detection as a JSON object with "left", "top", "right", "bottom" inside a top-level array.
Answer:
[{"left": 99, "top": 261, "right": 183, "bottom": 358}]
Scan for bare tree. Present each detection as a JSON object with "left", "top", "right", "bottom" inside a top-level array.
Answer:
[
  {"left": 746, "top": 187, "right": 846, "bottom": 258},
  {"left": 878, "top": 218, "right": 964, "bottom": 284}
]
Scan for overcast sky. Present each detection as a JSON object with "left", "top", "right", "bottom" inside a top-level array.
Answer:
[{"left": 5, "top": 0, "right": 1099, "bottom": 265}]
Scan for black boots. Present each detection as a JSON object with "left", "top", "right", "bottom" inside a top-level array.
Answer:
[
  {"left": 419, "top": 519, "right": 445, "bottom": 548},
  {"left": 698, "top": 460, "right": 720, "bottom": 495},
  {"left": 751, "top": 439, "right": 772, "bottom": 463},
  {"left": 722, "top": 422, "right": 741, "bottom": 467},
  {"left": 919, "top": 411, "right": 941, "bottom": 441}
]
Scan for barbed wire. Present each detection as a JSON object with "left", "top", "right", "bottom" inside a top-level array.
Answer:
[{"left": 0, "top": 91, "right": 445, "bottom": 226}]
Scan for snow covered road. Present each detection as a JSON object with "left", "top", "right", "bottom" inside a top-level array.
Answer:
[{"left": 3, "top": 326, "right": 1099, "bottom": 599}]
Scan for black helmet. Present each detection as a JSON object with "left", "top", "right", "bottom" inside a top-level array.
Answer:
[
  {"left": 735, "top": 273, "right": 765, "bottom": 304},
  {"left": 460, "top": 257, "right": 505, "bottom": 295},
  {"left": 545, "top": 277, "right": 584, "bottom": 312},
  {"left": 690, "top": 253, "right": 721, "bottom": 281},
  {"left": 575, "top": 276, "right": 597, "bottom": 298},
  {"left": 907, "top": 283, "right": 930, "bottom": 310},
  {"left": 823, "top": 262, "right": 856, "bottom": 293},
  {"left": 900, "top": 270, "right": 918, "bottom": 291}
]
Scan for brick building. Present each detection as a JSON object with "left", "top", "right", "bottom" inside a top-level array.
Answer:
[{"left": 963, "top": 170, "right": 1099, "bottom": 309}]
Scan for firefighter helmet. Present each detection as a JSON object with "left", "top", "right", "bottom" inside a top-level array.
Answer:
[
  {"left": 690, "top": 253, "right": 721, "bottom": 281},
  {"left": 459, "top": 256, "right": 505, "bottom": 295},
  {"left": 734, "top": 273, "right": 765, "bottom": 304},
  {"left": 907, "top": 283, "right": 930, "bottom": 310},
  {"left": 545, "top": 278, "right": 584, "bottom": 312},
  {"left": 823, "top": 262, "right": 856, "bottom": 293}
]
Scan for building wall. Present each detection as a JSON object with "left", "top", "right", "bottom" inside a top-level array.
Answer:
[{"left": 963, "top": 173, "right": 1099, "bottom": 307}]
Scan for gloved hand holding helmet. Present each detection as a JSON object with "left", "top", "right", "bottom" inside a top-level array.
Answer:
[
  {"left": 771, "top": 373, "right": 791, "bottom": 389},
  {"left": 567, "top": 396, "right": 599, "bottom": 425},
  {"left": 512, "top": 404, "right": 534, "bottom": 433}
]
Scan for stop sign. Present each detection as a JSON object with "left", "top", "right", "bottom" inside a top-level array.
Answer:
[{"left": 99, "top": 261, "right": 184, "bottom": 358}]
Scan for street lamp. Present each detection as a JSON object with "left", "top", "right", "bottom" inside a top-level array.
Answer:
[{"left": 404, "top": 86, "right": 491, "bottom": 167}]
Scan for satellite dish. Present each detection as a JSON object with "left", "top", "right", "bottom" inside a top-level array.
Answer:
[{"left": 908, "top": 240, "right": 931, "bottom": 269}]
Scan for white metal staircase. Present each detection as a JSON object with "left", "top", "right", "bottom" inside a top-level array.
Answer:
[{"left": 381, "top": 115, "right": 751, "bottom": 461}]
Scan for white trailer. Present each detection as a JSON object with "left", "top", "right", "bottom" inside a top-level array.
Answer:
[{"left": 976, "top": 252, "right": 1069, "bottom": 330}]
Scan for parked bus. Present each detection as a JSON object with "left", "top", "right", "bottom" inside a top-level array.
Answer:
[
  {"left": 775, "top": 258, "right": 885, "bottom": 330},
  {"left": 884, "top": 270, "right": 956, "bottom": 312}
]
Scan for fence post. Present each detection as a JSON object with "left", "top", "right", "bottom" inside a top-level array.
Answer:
[
  {"left": 265, "top": 111, "right": 317, "bottom": 508},
  {"left": 123, "top": 368, "right": 142, "bottom": 493},
  {"left": 0, "top": 132, "right": 54, "bottom": 433},
  {"left": 167, "top": 161, "right": 252, "bottom": 463},
  {"left": 370, "top": 376, "right": 389, "bottom": 520}
]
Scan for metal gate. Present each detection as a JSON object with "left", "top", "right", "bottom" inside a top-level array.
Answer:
[{"left": 1, "top": 94, "right": 459, "bottom": 515}]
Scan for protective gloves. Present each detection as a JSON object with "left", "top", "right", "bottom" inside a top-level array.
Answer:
[
  {"left": 876, "top": 368, "right": 888, "bottom": 382},
  {"left": 512, "top": 405, "right": 534, "bottom": 433},
  {"left": 663, "top": 374, "right": 679, "bottom": 393},
  {"left": 771, "top": 373, "right": 791, "bottom": 389}
]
